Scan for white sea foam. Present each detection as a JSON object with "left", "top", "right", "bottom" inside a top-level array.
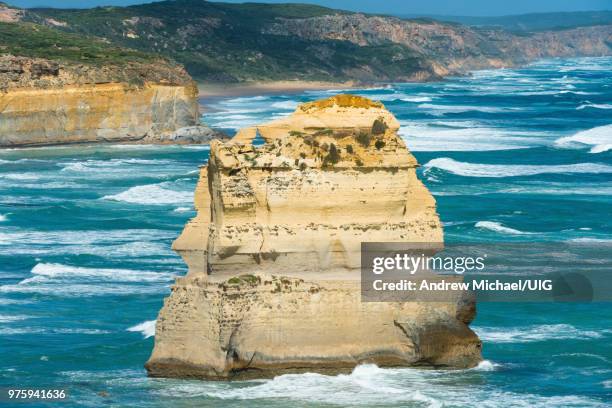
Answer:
[
  {"left": 554, "top": 124, "right": 612, "bottom": 153},
  {"left": 0, "top": 282, "right": 169, "bottom": 296},
  {"left": 270, "top": 100, "right": 299, "bottom": 110},
  {"left": 0, "top": 327, "right": 110, "bottom": 335},
  {"left": 156, "top": 363, "right": 607, "bottom": 407},
  {"left": 1, "top": 173, "right": 40, "bottom": 180},
  {"left": 60, "top": 158, "right": 170, "bottom": 173},
  {"left": 102, "top": 184, "right": 193, "bottom": 205},
  {"left": 475, "top": 221, "right": 531, "bottom": 235},
  {"left": 127, "top": 320, "right": 156, "bottom": 338},
  {"left": 30, "top": 263, "right": 174, "bottom": 282},
  {"left": 474, "top": 324, "right": 606, "bottom": 343},
  {"left": 0, "top": 314, "right": 30, "bottom": 323},
  {"left": 173, "top": 207, "right": 193, "bottom": 213},
  {"left": 399, "top": 123, "right": 538, "bottom": 151},
  {"left": 0, "top": 214, "right": 6, "bottom": 222},
  {"left": 0, "top": 228, "right": 175, "bottom": 246},
  {"left": 431, "top": 182, "right": 612, "bottom": 197},
  {"left": 417, "top": 103, "right": 516, "bottom": 115},
  {"left": 222, "top": 95, "right": 269, "bottom": 105},
  {"left": 400, "top": 96, "right": 433, "bottom": 102},
  {"left": 471, "top": 360, "right": 501, "bottom": 371},
  {"left": 568, "top": 238, "right": 612, "bottom": 244},
  {"left": 423, "top": 157, "right": 612, "bottom": 177},
  {"left": 576, "top": 103, "right": 612, "bottom": 110},
  {"left": 603, "top": 380, "right": 612, "bottom": 389}
]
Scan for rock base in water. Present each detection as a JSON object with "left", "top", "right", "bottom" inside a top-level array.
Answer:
[
  {"left": 145, "top": 275, "right": 481, "bottom": 380},
  {"left": 146, "top": 95, "right": 482, "bottom": 380}
]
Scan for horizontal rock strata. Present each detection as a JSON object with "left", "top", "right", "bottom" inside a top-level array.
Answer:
[
  {"left": 146, "top": 95, "right": 482, "bottom": 379},
  {"left": 0, "top": 55, "right": 209, "bottom": 147}
]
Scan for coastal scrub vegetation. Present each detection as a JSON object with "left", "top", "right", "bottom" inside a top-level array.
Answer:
[
  {"left": 371, "top": 118, "right": 388, "bottom": 135},
  {"left": 356, "top": 131, "right": 371, "bottom": 147},
  {"left": 323, "top": 143, "right": 340, "bottom": 166},
  {"left": 0, "top": 22, "right": 158, "bottom": 66}
]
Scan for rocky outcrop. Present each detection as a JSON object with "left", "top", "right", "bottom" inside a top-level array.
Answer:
[
  {"left": 264, "top": 14, "right": 612, "bottom": 76},
  {"left": 0, "top": 54, "right": 213, "bottom": 147},
  {"left": 160, "top": 125, "right": 229, "bottom": 145},
  {"left": 146, "top": 95, "right": 482, "bottom": 380}
]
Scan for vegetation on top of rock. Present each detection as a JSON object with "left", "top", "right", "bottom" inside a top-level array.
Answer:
[
  {"left": 323, "top": 143, "right": 340, "bottom": 166},
  {"left": 356, "top": 131, "right": 371, "bottom": 148},
  {"left": 301, "top": 94, "right": 384, "bottom": 111},
  {"left": 0, "top": 19, "right": 195, "bottom": 87},
  {"left": 371, "top": 118, "right": 388, "bottom": 135},
  {"left": 374, "top": 139, "right": 386, "bottom": 150},
  {"left": 0, "top": 21, "right": 157, "bottom": 66}
]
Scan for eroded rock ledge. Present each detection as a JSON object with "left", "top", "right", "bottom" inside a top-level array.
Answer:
[{"left": 146, "top": 95, "right": 482, "bottom": 380}]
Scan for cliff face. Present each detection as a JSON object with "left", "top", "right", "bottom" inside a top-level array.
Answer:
[
  {"left": 25, "top": 1, "right": 612, "bottom": 83},
  {"left": 146, "top": 95, "right": 482, "bottom": 380},
  {"left": 265, "top": 14, "right": 612, "bottom": 76},
  {"left": 0, "top": 55, "right": 200, "bottom": 147}
]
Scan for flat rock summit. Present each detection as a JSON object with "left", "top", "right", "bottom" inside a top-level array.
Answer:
[{"left": 145, "top": 95, "right": 482, "bottom": 380}]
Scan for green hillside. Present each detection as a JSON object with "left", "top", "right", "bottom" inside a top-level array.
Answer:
[
  {"left": 0, "top": 21, "right": 158, "bottom": 66},
  {"left": 26, "top": 0, "right": 429, "bottom": 82}
]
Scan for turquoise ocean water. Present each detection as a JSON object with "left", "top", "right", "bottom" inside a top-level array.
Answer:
[{"left": 1, "top": 57, "right": 611, "bottom": 406}]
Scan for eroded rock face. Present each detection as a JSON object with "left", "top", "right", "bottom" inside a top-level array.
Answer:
[
  {"left": 146, "top": 95, "right": 482, "bottom": 380},
  {"left": 0, "top": 55, "right": 202, "bottom": 147}
]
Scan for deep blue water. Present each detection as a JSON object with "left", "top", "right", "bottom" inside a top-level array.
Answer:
[{"left": 1, "top": 57, "right": 611, "bottom": 407}]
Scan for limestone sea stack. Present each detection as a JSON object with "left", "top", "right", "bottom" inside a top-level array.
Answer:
[{"left": 146, "top": 95, "right": 482, "bottom": 380}]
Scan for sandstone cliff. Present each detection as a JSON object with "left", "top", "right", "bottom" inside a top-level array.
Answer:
[
  {"left": 0, "top": 54, "right": 206, "bottom": 147},
  {"left": 146, "top": 95, "right": 482, "bottom": 380}
]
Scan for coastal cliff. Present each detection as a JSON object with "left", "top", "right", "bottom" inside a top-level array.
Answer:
[
  {"left": 0, "top": 54, "right": 202, "bottom": 147},
  {"left": 0, "top": 18, "right": 220, "bottom": 147},
  {"left": 25, "top": 1, "right": 612, "bottom": 83},
  {"left": 146, "top": 95, "right": 482, "bottom": 380}
]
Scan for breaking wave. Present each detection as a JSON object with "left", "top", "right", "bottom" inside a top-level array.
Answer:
[
  {"left": 102, "top": 184, "right": 193, "bottom": 205},
  {"left": 474, "top": 324, "right": 607, "bottom": 343},
  {"left": 156, "top": 363, "right": 606, "bottom": 407},
  {"left": 127, "top": 320, "right": 156, "bottom": 339},
  {"left": 475, "top": 221, "right": 531, "bottom": 235},
  {"left": 554, "top": 124, "right": 612, "bottom": 154},
  {"left": 399, "top": 123, "right": 539, "bottom": 151},
  {"left": 29, "top": 263, "right": 174, "bottom": 283},
  {"left": 576, "top": 103, "right": 612, "bottom": 110},
  {"left": 418, "top": 103, "right": 513, "bottom": 115},
  {"left": 423, "top": 158, "right": 612, "bottom": 177}
]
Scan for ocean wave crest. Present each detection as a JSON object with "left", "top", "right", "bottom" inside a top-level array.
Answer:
[
  {"left": 474, "top": 324, "right": 607, "bottom": 343},
  {"left": 399, "top": 123, "right": 538, "bottom": 152},
  {"left": 102, "top": 183, "right": 193, "bottom": 205},
  {"left": 127, "top": 320, "right": 156, "bottom": 338},
  {"left": 576, "top": 103, "right": 612, "bottom": 110},
  {"left": 30, "top": 262, "right": 174, "bottom": 283},
  {"left": 417, "top": 103, "right": 513, "bottom": 115},
  {"left": 155, "top": 362, "right": 607, "bottom": 407},
  {"left": 423, "top": 158, "right": 612, "bottom": 177},
  {"left": 554, "top": 124, "right": 612, "bottom": 154},
  {"left": 475, "top": 221, "right": 532, "bottom": 235}
]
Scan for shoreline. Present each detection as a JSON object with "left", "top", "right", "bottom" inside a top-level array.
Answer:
[{"left": 197, "top": 80, "right": 378, "bottom": 98}]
